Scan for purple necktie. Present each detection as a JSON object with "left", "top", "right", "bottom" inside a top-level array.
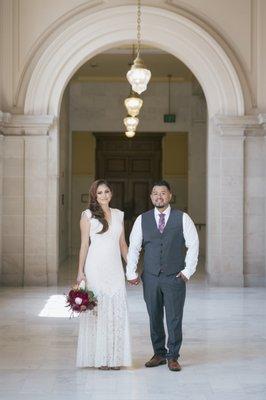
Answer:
[{"left": 158, "top": 213, "right": 165, "bottom": 233}]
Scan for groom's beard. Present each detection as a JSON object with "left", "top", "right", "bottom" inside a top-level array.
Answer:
[{"left": 152, "top": 200, "right": 169, "bottom": 209}]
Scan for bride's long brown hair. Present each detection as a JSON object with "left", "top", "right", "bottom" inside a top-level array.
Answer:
[{"left": 88, "top": 179, "right": 112, "bottom": 234}]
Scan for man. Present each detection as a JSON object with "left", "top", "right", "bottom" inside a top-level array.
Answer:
[{"left": 126, "top": 180, "right": 199, "bottom": 371}]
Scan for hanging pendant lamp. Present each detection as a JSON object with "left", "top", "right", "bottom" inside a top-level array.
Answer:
[
  {"left": 124, "top": 91, "right": 143, "bottom": 117},
  {"left": 126, "top": 0, "right": 151, "bottom": 94},
  {"left": 123, "top": 116, "right": 139, "bottom": 132},
  {"left": 125, "top": 131, "right": 136, "bottom": 138}
]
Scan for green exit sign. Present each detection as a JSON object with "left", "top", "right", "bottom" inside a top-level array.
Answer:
[{"left": 164, "top": 114, "right": 176, "bottom": 123}]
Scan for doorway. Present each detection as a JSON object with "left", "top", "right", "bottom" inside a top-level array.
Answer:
[{"left": 94, "top": 132, "right": 163, "bottom": 237}]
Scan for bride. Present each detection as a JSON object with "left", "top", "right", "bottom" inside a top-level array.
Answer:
[{"left": 76, "top": 179, "right": 132, "bottom": 369}]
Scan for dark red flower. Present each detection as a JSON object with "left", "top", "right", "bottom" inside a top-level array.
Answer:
[{"left": 65, "top": 286, "right": 97, "bottom": 317}]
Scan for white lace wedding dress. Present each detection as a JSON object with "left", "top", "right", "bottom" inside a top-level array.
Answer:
[{"left": 76, "top": 208, "right": 132, "bottom": 368}]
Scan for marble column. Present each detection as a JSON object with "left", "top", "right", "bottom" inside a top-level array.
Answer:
[
  {"left": 264, "top": 122, "right": 266, "bottom": 285},
  {"left": 244, "top": 114, "right": 266, "bottom": 286},
  {"left": 207, "top": 115, "right": 266, "bottom": 286},
  {"left": 207, "top": 116, "right": 245, "bottom": 286},
  {"left": 0, "top": 118, "right": 4, "bottom": 281},
  {"left": 1, "top": 114, "right": 55, "bottom": 286}
]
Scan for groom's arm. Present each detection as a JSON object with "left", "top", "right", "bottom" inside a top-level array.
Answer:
[
  {"left": 178, "top": 212, "right": 199, "bottom": 281},
  {"left": 126, "top": 215, "right": 143, "bottom": 282}
]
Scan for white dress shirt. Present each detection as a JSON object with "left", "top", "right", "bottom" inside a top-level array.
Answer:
[{"left": 126, "top": 206, "right": 199, "bottom": 280}]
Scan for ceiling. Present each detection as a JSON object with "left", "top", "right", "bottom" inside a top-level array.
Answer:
[{"left": 72, "top": 47, "right": 196, "bottom": 82}]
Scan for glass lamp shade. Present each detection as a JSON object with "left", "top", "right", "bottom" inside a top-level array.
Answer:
[
  {"left": 126, "top": 54, "right": 151, "bottom": 95},
  {"left": 125, "top": 131, "right": 136, "bottom": 138},
  {"left": 123, "top": 116, "right": 139, "bottom": 132},
  {"left": 124, "top": 93, "right": 143, "bottom": 117}
]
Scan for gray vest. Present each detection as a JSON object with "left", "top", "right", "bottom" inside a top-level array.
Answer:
[{"left": 141, "top": 208, "right": 185, "bottom": 276}]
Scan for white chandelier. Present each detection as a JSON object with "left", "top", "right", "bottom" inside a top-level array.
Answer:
[
  {"left": 125, "top": 131, "right": 136, "bottom": 138},
  {"left": 126, "top": 0, "right": 151, "bottom": 95},
  {"left": 123, "top": 116, "right": 139, "bottom": 133},
  {"left": 124, "top": 91, "right": 143, "bottom": 117}
]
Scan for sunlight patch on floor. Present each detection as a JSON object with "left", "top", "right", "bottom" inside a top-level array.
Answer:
[{"left": 38, "top": 294, "right": 75, "bottom": 318}]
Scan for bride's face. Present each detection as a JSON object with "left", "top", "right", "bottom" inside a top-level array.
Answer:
[{"left": 96, "top": 184, "right": 112, "bottom": 206}]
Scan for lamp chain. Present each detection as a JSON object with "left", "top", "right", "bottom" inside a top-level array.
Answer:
[
  {"left": 137, "top": 0, "right": 141, "bottom": 54},
  {"left": 168, "top": 74, "right": 172, "bottom": 114}
]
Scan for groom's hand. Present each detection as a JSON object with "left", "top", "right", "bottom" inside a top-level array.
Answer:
[
  {"left": 176, "top": 272, "right": 188, "bottom": 282},
  {"left": 128, "top": 277, "right": 140, "bottom": 286}
]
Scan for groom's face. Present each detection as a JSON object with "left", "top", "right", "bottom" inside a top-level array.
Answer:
[{"left": 150, "top": 185, "right": 172, "bottom": 209}]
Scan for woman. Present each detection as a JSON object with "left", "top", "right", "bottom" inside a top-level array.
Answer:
[{"left": 76, "top": 180, "right": 132, "bottom": 369}]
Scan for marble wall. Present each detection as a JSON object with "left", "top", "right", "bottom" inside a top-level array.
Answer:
[
  {"left": 189, "top": 94, "right": 207, "bottom": 258},
  {"left": 70, "top": 132, "right": 95, "bottom": 255},
  {"left": 70, "top": 81, "right": 195, "bottom": 133},
  {"left": 163, "top": 132, "right": 188, "bottom": 212}
]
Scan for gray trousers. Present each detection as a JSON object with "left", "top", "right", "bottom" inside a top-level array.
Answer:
[{"left": 141, "top": 271, "right": 186, "bottom": 359}]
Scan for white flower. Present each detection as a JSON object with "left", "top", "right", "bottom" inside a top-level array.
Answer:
[
  {"left": 75, "top": 297, "right": 83, "bottom": 305},
  {"left": 79, "top": 280, "right": 86, "bottom": 290}
]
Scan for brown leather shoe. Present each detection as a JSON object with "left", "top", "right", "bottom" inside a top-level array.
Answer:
[
  {"left": 167, "top": 358, "right": 182, "bottom": 371},
  {"left": 145, "top": 354, "right": 166, "bottom": 367}
]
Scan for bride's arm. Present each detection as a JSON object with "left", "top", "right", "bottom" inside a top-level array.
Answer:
[
  {"left": 77, "top": 215, "right": 91, "bottom": 283},
  {"left": 119, "top": 224, "right": 128, "bottom": 263}
]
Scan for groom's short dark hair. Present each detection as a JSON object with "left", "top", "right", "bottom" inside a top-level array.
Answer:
[{"left": 151, "top": 180, "right": 171, "bottom": 193}]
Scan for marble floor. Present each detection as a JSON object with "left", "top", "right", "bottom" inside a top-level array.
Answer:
[{"left": 0, "top": 258, "right": 266, "bottom": 400}]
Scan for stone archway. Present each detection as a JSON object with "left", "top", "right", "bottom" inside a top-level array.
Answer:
[
  {"left": 23, "top": 5, "right": 245, "bottom": 116},
  {"left": 8, "top": 5, "right": 250, "bottom": 286}
]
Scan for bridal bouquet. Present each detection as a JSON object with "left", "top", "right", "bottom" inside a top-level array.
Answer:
[{"left": 65, "top": 280, "right": 97, "bottom": 317}]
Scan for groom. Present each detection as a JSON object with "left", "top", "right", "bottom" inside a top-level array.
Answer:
[{"left": 126, "top": 180, "right": 199, "bottom": 371}]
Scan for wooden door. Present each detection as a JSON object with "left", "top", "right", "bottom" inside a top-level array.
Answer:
[{"left": 94, "top": 132, "right": 163, "bottom": 238}]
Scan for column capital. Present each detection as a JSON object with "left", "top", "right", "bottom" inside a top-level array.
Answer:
[
  {"left": 258, "top": 113, "right": 266, "bottom": 130},
  {"left": 0, "top": 112, "right": 55, "bottom": 136},
  {"left": 213, "top": 114, "right": 266, "bottom": 137}
]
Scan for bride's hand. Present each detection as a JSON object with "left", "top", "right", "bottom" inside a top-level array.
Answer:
[{"left": 77, "top": 271, "right": 86, "bottom": 284}]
